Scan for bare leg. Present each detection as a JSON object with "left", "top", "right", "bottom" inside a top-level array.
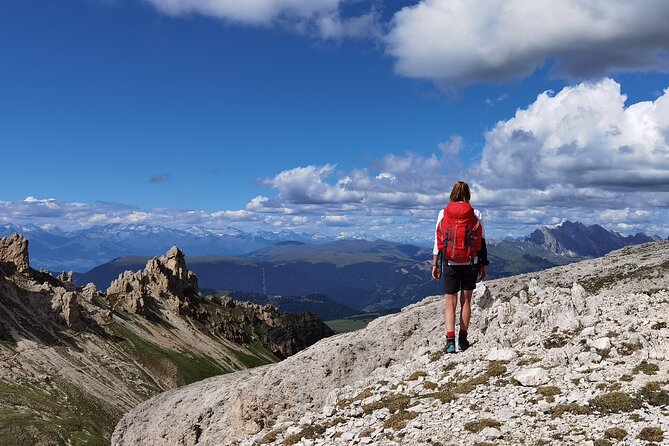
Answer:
[
  {"left": 445, "top": 293, "right": 457, "bottom": 334},
  {"left": 459, "top": 290, "right": 473, "bottom": 333}
]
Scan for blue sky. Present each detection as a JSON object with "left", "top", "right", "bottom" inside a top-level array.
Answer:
[{"left": 2, "top": 0, "right": 669, "bottom": 240}]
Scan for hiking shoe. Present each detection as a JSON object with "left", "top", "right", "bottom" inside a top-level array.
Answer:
[
  {"left": 445, "top": 339, "right": 456, "bottom": 354},
  {"left": 458, "top": 337, "right": 470, "bottom": 352}
]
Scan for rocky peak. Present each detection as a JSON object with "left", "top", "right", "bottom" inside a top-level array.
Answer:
[
  {"left": 0, "top": 233, "right": 30, "bottom": 273},
  {"left": 106, "top": 245, "right": 199, "bottom": 315}
]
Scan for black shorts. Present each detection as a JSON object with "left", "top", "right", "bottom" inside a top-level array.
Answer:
[{"left": 443, "top": 264, "right": 479, "bottom": 294}]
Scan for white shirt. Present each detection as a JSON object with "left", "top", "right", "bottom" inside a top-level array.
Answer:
[{"left": 432, "top": 207, "right": 485, "bottom": 264}]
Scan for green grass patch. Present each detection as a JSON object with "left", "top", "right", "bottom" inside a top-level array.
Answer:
[
  {"left": 227, "top": 345, "right": 275, "bottom": 368},
  {"left": 0, "top": 378, "right": 122, "bottom": 446},
  {"left": 112, "top": 323, "right": 229, "bottom": 386},
  {"left": 324, "top": 313, "right": 380, "bottom": 333}
]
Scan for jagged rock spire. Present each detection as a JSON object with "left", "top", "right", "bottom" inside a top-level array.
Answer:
[
  {"left": 107, "top": 245, "right": 199, "bottom": 315},
  {"left": 0, "top": 233, "right": 30, "bottom": 273}
]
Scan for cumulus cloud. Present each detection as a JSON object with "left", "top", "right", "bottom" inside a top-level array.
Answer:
[
  {"left": 476, "top": 79, "right": 669, "bottom": 201},
  {"left": 386, "top": 0, "right": 669, "bottom": 85}
]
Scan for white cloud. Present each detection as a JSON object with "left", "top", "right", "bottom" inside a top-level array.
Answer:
[
  {"left": 4, "top": 80, "right": 669, "bottom": 240},
  {"left": 386, "top": 0, "right": 669, "bottom": 85},
  {"left": 143, "top": 0, "right": 378, "bottom": 39},
  {"left": 476, "top": 79, "right": 669, "bottom": 203}
]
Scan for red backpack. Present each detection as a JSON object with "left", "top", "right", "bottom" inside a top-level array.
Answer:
[{"left": 437, "top": 202, "right": 482, "bottom": 264}]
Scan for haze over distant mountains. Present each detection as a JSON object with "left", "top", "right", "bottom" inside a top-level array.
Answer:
[
  {"left": 0, "top": 224, "right": 333, "bottom": 271},
  {"left": 2, "top": 221, "right": 664, "bottom": 274},
  {"left": 71, "top": 221, "right": 664, "bottom": 315}
]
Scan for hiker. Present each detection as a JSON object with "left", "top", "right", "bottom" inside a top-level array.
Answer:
[{"left": 431, "top": 180, "right": 489, "bottom": 353}]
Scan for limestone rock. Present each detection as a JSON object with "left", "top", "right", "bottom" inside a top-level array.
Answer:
[
  {"left": 111, "top": 240, "right": 669, "bottom": 446},
  {"left": 0, "top": 233, "right": 30, "bottom": 273},
  {"left": 513, "top": 368, "right": 550, "bottom": 387},
  {"left": 106, "top": 246, "right": 199, "bottom": 315},
  {"left": 50, "top": 290, "right": 82, "bottom": 328},
  {"left": 486, "top": 348, "right": 517, "bottom": 361},
  {"left": 57, "top": 271, "right": 73, "bottom": 283}
]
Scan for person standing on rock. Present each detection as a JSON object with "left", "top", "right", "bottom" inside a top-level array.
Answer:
[{"left": 432, "top": 181, "right": 489, "bottom": 353}]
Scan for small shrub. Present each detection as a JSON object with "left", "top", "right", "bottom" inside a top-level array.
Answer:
[
  {"left": 363, "top": 394, "right": 412, "bottom": 414},
  {"left": 430, "top": 390, "right": 456, "bottom": 404},
  {"left": 633, "top": 360, "right": 659, "bottom": 375},
  {"left": 422, "top": 381, "right": 438, "bottom": 390},
  {"left": 383, "top": 410, "right": 417, "bottom": 430},
  {"left": 487, "top": 361, "right": 507, "bottom": 377},
  {"left": 651, "top": 321, "right": 666, "bottom": 330},
  {"left": 638, "top": 382, "right": 669, "bottom": 407},
  {"left": 429, "top": 350, "right": 444, "bottom": 362},
  {"left": 325, "top": 417, "right": 346, "bottom": 428},
  {"left": 607, "top": 382, "right": 622, "bottom": 392},
  {"left": 629, "top": 413, "right": 644, "bottom": 422},
  {"left": 283, "top": 424, "right": 326, "bottom": 446},
  {"left": 464, "top": 418, "right": 501, "bottom": 433},
  {"left": 359, "top": 427, "right": 374, "bottom": 438},
  {"left": 258, "top": 429, "right": 281, "bottom": 444},
  {"left": 352, "top": 388, "right": 374, "bottom": 402},
  {"left": 443, "top": 362, "right": 458, "bottom": 372},
  {"left": 593, "top": 440, "right": 611, "bottom": 446},
  {"left": 407, "top": 370, "right": 428, "bottom": 381},
  {"left": 551, "top": 403, "right": 590, "bottom": 418},
  {"left": 637, "top": 427, "right": 664, "bottom": 442},
  {"left": 620, "top": 374, "right": 633, "bottom": 382},
  {"left": 604, "top": 427, "right": 627, "bottom": 440},
  {"left": 537, "top": 386, "right": 562, "bottom": 403},
  {"left": 590, "top": 392, "right": 642, "bottom": 413},
  {"left": 517, "top": 356, "right": 541, "bottom": 366}
]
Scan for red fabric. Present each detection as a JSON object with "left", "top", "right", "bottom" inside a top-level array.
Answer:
[
  {"left": 437, "top": 202, "right": 482, "bottom": 263},
  {"left": 446, "top": 331, "right": 455, "bottom": 338}
]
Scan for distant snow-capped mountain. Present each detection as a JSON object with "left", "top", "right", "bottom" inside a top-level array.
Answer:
[{"left": 0, "top": 224, "right": 335, "bottom": 272}]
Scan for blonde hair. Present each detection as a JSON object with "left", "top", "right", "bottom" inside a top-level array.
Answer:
[{"left": 449, "top": 181, "right": 471, "bottom": 202}]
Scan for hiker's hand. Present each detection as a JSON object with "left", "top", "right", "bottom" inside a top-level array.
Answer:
[
  {"left": 479, "top": 265, "right": 487, "bottom": 280},
  {"left": 431, "top": 265, "right": 441, "bottom": 280}
]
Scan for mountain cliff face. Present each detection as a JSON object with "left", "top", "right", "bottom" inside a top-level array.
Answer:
[
  {"left": 112, "top": 241, "right": 669, "bottom": 446},
  {"left": 0, "top": 233, "right": 333, "bottom": 445},
  {"left": 528, "top": 221, "right": 657, "bottom": 257}
]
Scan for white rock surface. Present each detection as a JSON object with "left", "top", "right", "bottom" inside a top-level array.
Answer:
[
  {"left": 112, "top": 241, "right": 669, "bottom": 446},
  {"left": 513, "top": 368, "right": 550, "bottom": 387}
]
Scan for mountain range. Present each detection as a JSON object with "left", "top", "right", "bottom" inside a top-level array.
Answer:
[
  {"left": 0, "top": 224, "right": 333, "bottom": 271},
  {"left": 72, "top": 221, "right": 662, "bottom": 317},
  {"left": 0, "top": 233, "right": 333, "bottom": 445},
  {"left": 1, "top": 221, "right": 663, "bottom": 275}
]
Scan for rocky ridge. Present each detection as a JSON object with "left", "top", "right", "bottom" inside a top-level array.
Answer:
[
  {"left": 113, "top": 241, "right": 669, "bottom": 446},
  {"left": 0, "top": 233, "right": 332, "bottom": 445}
]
